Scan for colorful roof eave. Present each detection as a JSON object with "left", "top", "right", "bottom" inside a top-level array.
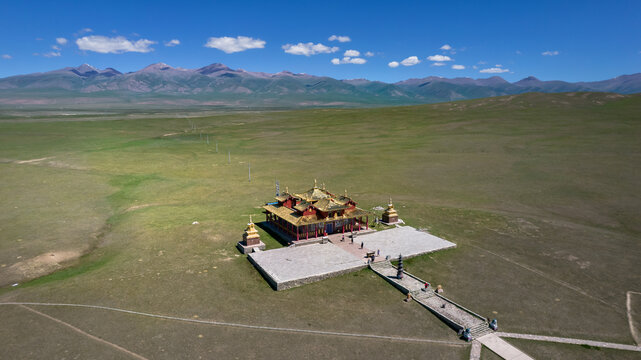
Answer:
[{"left": 263, "top": 204, "right": 369, "bottom": 226}]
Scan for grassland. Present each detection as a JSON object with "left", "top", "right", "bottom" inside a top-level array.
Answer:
[{"left": 0, "top": 92, "right": 640, "bottom": 359}]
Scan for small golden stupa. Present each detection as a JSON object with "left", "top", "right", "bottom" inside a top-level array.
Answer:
[
  {"left": 237, "top": 215, "right": 266, "bottom": 254},
  {"left": 381, "top": 197, "right": 399, "bottom": 224}
]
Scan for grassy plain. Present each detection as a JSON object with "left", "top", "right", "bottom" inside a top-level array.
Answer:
[{"left": 0, "top": 92, "right": 640, "bottom": 359}]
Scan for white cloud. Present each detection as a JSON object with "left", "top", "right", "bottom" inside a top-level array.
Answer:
[
  {"left": 452, "top": 64, "right": 465, "bottom": 70},
  {"left": 344, "top": 49, "right": 360, "bottom": 57},
  {"left": 472, "top": 65, "right": 478, "bottom": 69},
  {"left": 480, "top": 67, "right": 509, "bottom": 73},
  {"left": 205, "top": 36, "right": 265, "bottom": 53},
  {"left": 440, "top": 44, "right": 452, "bottom": 50},
  {"left": 282, "top": 42, "right": 338, "bottom": 56},
  {"left": 79, "top": 28, "right": 93, "bottom": 34},
  {"left": 427, "top": 54, "right": 452, "bottom": 62},
  {"left": 1, "top": 54, "right": 11, "bottom": 59},
  {"left": 515, "top": 50, "right": 522, "bottom": 55},
  {"left": 331, "top": 56, "right": 366, "bottom": 65},
  {"left": 388, "top": 61, "right": 399, "bottom": 68},
  {"left": 495, "top": 64, "right": 503, "bottom": 67},
  {"left": 364, "top": 51, "right": 374, "bottom": 57},
  {"left": 56, "top": 37, "right": 68, "bottom": 45},
  {"left": 77, "top": 35, "right": 156, "bottom": 54},
  {"left": 431, "top": 62, "right": 445, "bottom": 66},
  {"left": 165, "top": 39, "right": 180, "bottom": 47},
  {"left": 328, "top": 35, "right": 351, "bottom": 42},
  {"left": 542, "top": 50, "right": 559, "bottom": 56},
  {"left": 52, "top": 45, "right": 61, "bottom": 50},
  {"left": 43, "top": 51, "right": 61, "bottom": 58},
  {"left": 401, "top": 56, "right": 420, "bottom": 66}
]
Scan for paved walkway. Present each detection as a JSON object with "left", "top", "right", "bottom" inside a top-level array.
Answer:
[
  {"left": 496, "top": 332, "right": 641, "bottom": 352},
  {"left": 370, "top": 261, "right": 535, "bottom": 360},
  {"left": 469, "top": 340, "right": 482, "bottom": 360},
  {"left": 370, "top": 261, "right": 490, "bottom": 336},
  {"left": 477, "top": 334, "right": 534, "bottom": 360}
]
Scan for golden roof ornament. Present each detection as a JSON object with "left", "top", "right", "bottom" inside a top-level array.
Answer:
[
  {"left": 285, "top": 186, "right": 289, "bottom": 194},
  {"left": 314, "top": 179, "right": 317, "bottom": 188},
  {"left": 246, "top": 215, "right": 256, "bottom": 232},
  {"left": 344, "top": 189, "right": 348, "bottom": 197},
  {"left": 322, "top": 182, "right": 326, "bottom": 190}
]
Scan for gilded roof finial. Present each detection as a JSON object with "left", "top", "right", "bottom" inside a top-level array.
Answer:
[
  {"left": 344, "top": 189, "right": 348, "bottom": 197},
  {"left": 249, "top": 214, "right": 253, "bottom": 224},
  {"left": 389, "top": 197, "right": 393, "bottom": 206},
  {"left": 285, "top": 186, "right": 289, "bottom": 193},
  {"left": 322, "top": 182, "right": 326, "bottom": 190},
  {"left": 314, "top": 179, "right": 317, "bottom": 188}
]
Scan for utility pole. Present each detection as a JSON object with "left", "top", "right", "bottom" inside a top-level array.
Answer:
[
  {"left": 248, "top": 162, "right": 251, "bottom": 182},
  {"left": 215, "top": 141, "right": 218, "bottom": 153},
  {"left": 228, "top": 151, "right": 231, "bottom": 164}
]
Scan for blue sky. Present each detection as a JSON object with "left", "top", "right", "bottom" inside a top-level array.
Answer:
[{"left": 0, "top": 0, "right": 639, "bottom": 82}]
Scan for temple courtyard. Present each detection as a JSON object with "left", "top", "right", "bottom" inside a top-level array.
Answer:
[{"left": 248, "top": 226, "right": 456, "bottom": 290}]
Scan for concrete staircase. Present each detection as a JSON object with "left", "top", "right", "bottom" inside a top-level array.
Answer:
[{"left": 369, "top": 260, "right": 493, "bottom": 340}]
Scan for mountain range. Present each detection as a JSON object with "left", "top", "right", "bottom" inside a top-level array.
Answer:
[{"left": 1, "top": 63, "right": 640, "bottom": 107}]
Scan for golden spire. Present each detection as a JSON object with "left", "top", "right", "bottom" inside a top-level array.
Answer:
[
  {"left": 314, "top": 179, "right": 317, "bottom": 188},
  {"left": 344, "top": 189, "right": 348, "bottom": 197},
  {"left": 249, "top": 214, "right": 253, "bottom": 224},
  {"left": 285, "top": 186, "right": 289, "bottom": 194},
  {"left": 322, "top": 182, "right": 326, "bottom": 190}
]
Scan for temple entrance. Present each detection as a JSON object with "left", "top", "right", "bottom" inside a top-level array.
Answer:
[{"left": 325, "top": 223, "right": 333, "bottom": 234}]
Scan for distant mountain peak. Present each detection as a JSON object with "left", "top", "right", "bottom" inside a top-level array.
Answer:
[
  {"left": 140, "top": 63, "right": 175, "bottom": 72},
  {"left": 196, "top": 63, "right": 232, "bottom": 75},
  {"left": 77, "top": 63, "right": 97, "bottom": 71}
]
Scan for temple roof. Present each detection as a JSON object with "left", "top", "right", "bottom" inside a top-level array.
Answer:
[
  {"left": 263, "top": 203, "right": 368, "bottom": 226},
  {"left": 313, "top": 198, "right": 349, "bottom": 212},
  {"left": 294, "top": 187, "right": 332, "bottom": 202},
  {"left": 293, "top": 201, "right": 311, "bottom": 212}
]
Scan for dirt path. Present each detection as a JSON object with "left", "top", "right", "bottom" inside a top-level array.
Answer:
[
  {"left": 16, "top": 157, "right": 54, "bottom": 164},
  {"left": 0, "top": 302, "right": 466, "bottom": 347},
  {"left": 3, "top": 301, "right": 640, "bottom": 356},
  {"left": 18, "top": 304, "right": 149, "bottom": 360},
  {"left": 627, "top": 291, "right": 641, "bottom": 345}
]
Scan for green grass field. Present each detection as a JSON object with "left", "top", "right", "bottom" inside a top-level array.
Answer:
[{"left": 1, "top": 92, "right": 640, "bottom": 359}]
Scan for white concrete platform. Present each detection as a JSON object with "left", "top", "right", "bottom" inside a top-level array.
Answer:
[
  {"left": 359, "top": 226, "right": 456, "bottom": 259},
  {"left": 248, "top": 242, "right": 366, "bottom": 290},
  {"left": 247, "top": 226, "right": 456, "bottom": 290}
]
